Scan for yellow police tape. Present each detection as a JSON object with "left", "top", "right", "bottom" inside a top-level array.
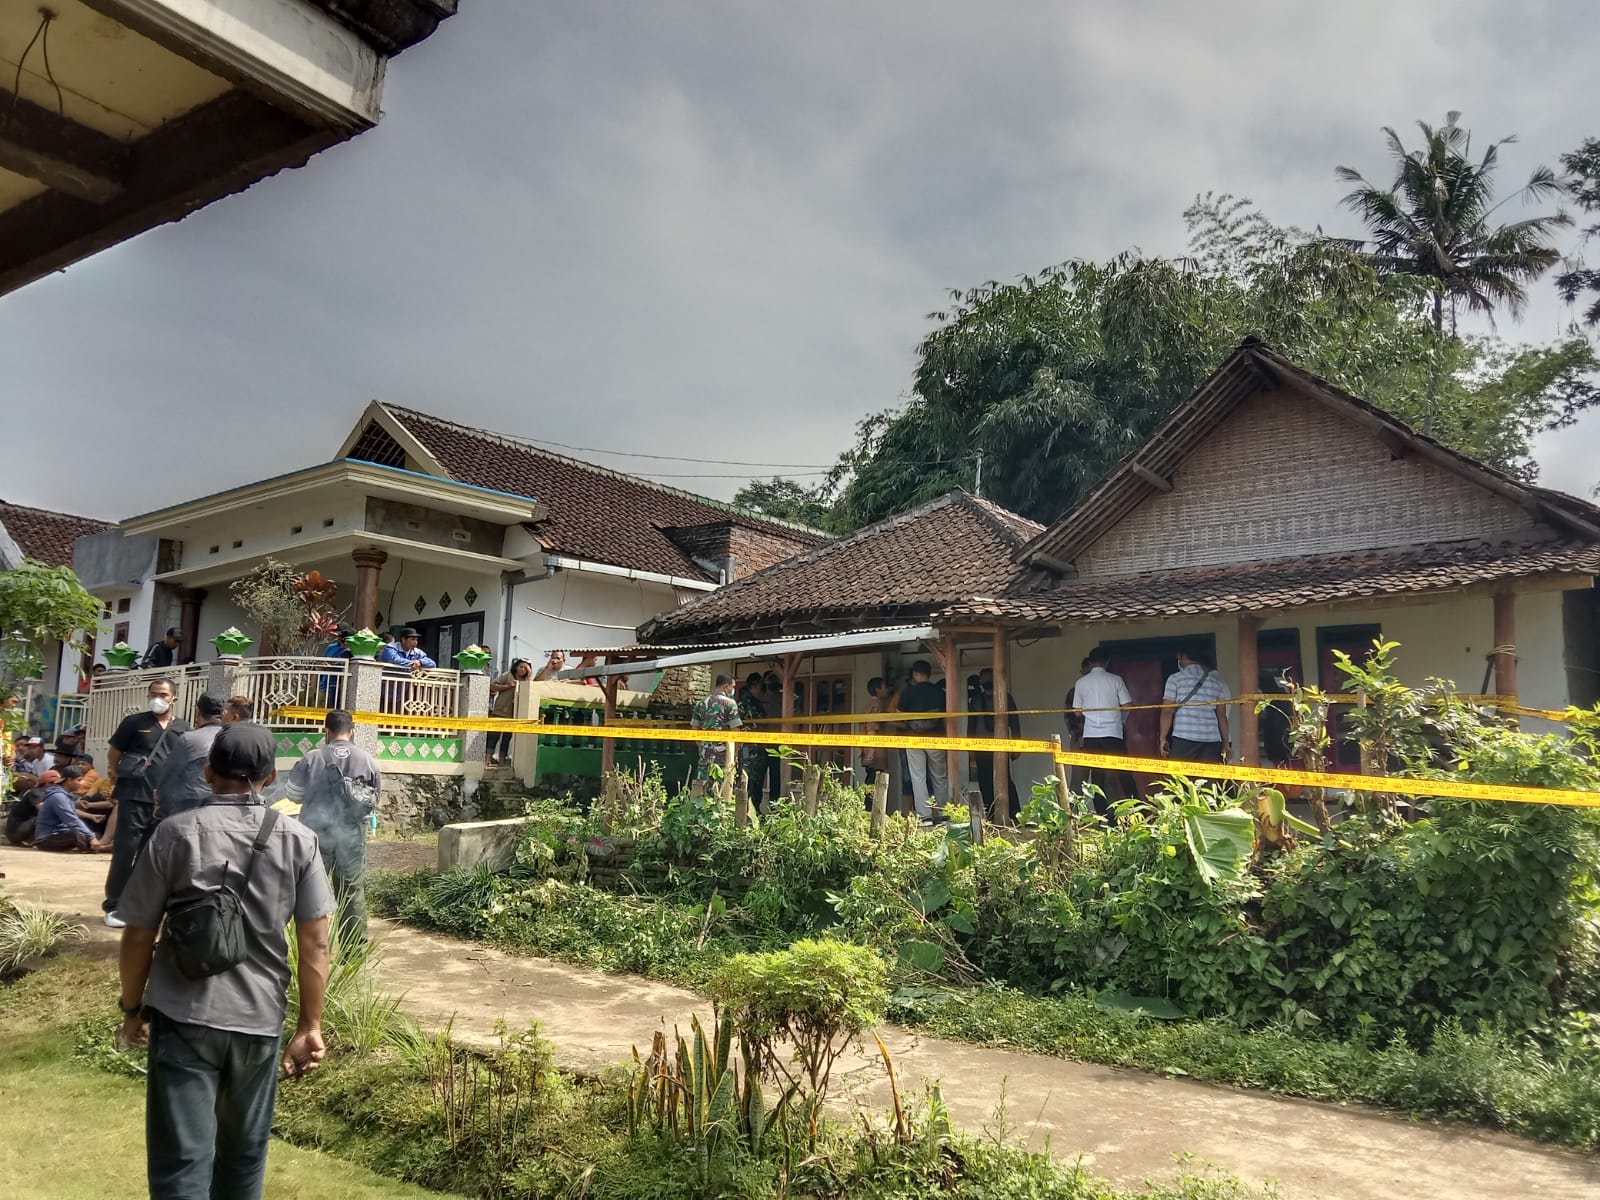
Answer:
[{"left": 276, "top": 706, "right": 1600, "bottom": 808}]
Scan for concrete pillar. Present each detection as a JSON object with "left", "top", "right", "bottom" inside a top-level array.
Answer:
[
  {"left": 1494, "top": 591, "right": 1518, "bottom": 727},
  {"left": 177, "top": 588, "right": 207, "bottom": 664},
  {"left": 351, "top": 547, "right": 388, "bottom": 631},
  {"left": 349, "top": 657, "right": 385, "bottom": 756},
  {"left": 460, "top": 669, "right": 491, "bottom": 765},
  {"left": 206, "top": 656, "right": 249, "bottom": 703},
  {"left": 1237, "top": 614, "right": 1265, "bottom": 766}
]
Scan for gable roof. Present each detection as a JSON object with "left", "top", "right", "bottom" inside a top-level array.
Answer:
[
  {"left": 1019, "top": 337, "right": 1600, "bottom": 572},
  {"left": 366, "top": 404, "right": 827, "bottom": 581},
  {"left": 639, "top": 490, "right": 1043, "bottom": 644},
  {"left": 0, "top": 501, "right": 113, "bottom": 569}
]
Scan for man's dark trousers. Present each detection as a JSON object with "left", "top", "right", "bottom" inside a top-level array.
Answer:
[
  {"left": 1081, "top": 736, "right": 1134, "bottom": 816},
  {"left": 147, "top": 1010, "right": 280, "bottom": 1200},
  {"left": 973, "top": 752, "right": 1020, "bottom": 821},
  {"left": 320, "top": 832, "right": 369, "bottom": 948},
  {"left": 103, "top": 797, "right": 158, "bottom": 913},
  {"left": 1168, "top": 736, "right": 1225, "bottom": 764}
]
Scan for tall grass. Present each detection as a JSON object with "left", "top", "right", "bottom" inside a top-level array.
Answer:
[
  {"left": 286, "top": 898, "right": 421, "bottom": 1056},
  {"left": 0, "top": 900, "right": 86, "bottom": 975}
]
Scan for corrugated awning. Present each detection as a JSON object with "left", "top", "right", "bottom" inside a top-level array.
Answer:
[{"left": 553, "top": 625, "right": 938, "bottom": 680}]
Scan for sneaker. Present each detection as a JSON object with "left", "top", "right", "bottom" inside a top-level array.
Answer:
[{"left": 103, "top": 912, "right": 126, "bottom": 929}]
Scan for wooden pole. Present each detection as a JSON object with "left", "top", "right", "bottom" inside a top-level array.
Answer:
[
  {"left": 935, "top": 634, "right": 960, "bottom": 815},
  {"left": 803, "top": 763, "right": 821, "bottom": 816},
  {"left": 965, "top": 787, "right": 985, "bottom": 845},
  {"left": 990, "top": 625, "right": 1010, "bottom": 824},
  {"left": 721, "top": 739, "right": 737, "bottom": 801},
  {"left": 601, "top": 673, "right": 620, "bottom": 776},
  {"left": 734, "top": 769, "right": 751, "bottom": 828},
  {"left": 870, "top": 774, "right": 889, "bottom": 836},
  {"left": 1493, "top": 591, "right": 1518, "bottom": 727},
  {"left": 779, "top": 652, "right": 801, "bottom": 791},
  {"left": 1050, "top": 733, "right": 1076, "bottom": 861},
  {"left": 1237, "top": 614, "right": 1265, "bottom": 766}
]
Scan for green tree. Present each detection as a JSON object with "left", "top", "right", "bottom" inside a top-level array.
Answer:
[
  {"left": 1556, "top": 136, "right": 1600, "bottom": 328},
  {"left": 730, "top": 477, "right": 833, "bottom": 529},
  {"left": 0, "top": 560, "right": 104, "bottom": 729},
  {"left": 1336, "top": 113, "right": 1570, "bottom": 431}
]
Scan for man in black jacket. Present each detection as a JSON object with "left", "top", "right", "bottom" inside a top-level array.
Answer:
[
  {"left": 141, "top": 628, "right": 182, "bottom": 668},
  {"left": 102, "top": 678, "right": 189, "bottom": 928}
]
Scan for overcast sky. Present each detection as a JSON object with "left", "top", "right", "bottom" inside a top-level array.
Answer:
[{"left": 3, "top": 0, "right": 1595, "bottom": 522}]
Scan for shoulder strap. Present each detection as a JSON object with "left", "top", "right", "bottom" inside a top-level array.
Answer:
[
  {"left": 239, "top": 805, "right": 279, "bottom": 888},
  {"left": 1178, "top": 670, "right": 1213, "bottom": 707}
]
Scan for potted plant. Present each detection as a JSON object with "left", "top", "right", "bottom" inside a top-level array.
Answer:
[
  {"left": 454, "top": 644, "right": 492, "bottom": 672},
  {"left": 345, "top": 628, "right": 383, "bottom": 659},
  {"left": 104, "top": 642, "right": 139, "bottom": 669},
  {"left": 212, "top": 627, "right": 253, "bottom": 658}
]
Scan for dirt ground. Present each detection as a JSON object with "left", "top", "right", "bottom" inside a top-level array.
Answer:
[
  {"left": 5, "top": 842, "right": 1597, "bottom": 1200},
  {"left": 367, "top": 834, "right": 439, "bottom": 874}
]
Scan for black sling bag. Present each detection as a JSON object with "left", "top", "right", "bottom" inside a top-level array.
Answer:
[{"left": 163, "top": 804, "right": 279, "bottom": 980}]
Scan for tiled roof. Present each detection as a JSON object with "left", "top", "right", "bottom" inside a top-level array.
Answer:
[
  {"left": 381, "top": 405, "right": 826, "bottom": 580},
  {"left": 640, "top": 491, "right": 1043, "bottom": 642},
  {"left": 941, "top": 535, "right": 1600, "bottom": 624},
  {"left": 0, "top": 501, "right": 112, "bottom": 568}
]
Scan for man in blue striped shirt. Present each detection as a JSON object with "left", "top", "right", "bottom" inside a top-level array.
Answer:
[{"left": 1159, "top": 647, "right": 1232, "bottom": 764}]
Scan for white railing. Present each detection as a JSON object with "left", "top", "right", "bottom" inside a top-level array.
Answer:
[
  {"left": 52, "top": 695, "right": 88, "bottom": 740},
  {"left": 84, "top": 664, "right": 211, "bottom": 762},
  {"left": 379, "top": 667, "right": 463, "bottom": 736},
  {"left": 234, "top": 656, "right": 349, "bottom": 728}
]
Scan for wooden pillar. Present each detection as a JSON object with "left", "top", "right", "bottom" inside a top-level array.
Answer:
[
  {"left": 1493, "top": 591, "right": 1518, "bottom": 726},
  {"left": 351, "top": 547, "right": 388, "bottom": 631},
  {"left": 934, "top": 634, "right": 960, "bottom": 811},
  {"left": 177, "top": 588, "right": 206, "bottom": 664},
  {"left": 990, "top": 625, "right": 1010, "bottom": 824},
  {"left": 1237, "top": 614, "right": 1265, "bottom": 766},
  {"left": 600, "top": 672, "right": 620, "bottom": 775},
  {"left": 779, "top": 652, "right": 801, "bottom": 790}
]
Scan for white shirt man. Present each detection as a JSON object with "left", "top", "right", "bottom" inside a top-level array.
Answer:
[
  {"left": 1072, "top": 661, "right": 1132, "bottom": 740},
  {"left": 1070, "top": 651, "right": 1135, "bottom": 814}
]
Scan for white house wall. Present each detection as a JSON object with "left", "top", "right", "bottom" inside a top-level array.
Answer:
[
  {"left": 513, "top": 570, "right": 682, "bottom": 666},
  {"left": 165, "top": 497, "right": 368, "bottom": 577}
]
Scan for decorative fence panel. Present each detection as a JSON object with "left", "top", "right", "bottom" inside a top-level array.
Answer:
[
  {"left": 236, "top": 657, "right": 349, "bottom": 728},
  {"left": 84, "top": 664, "right": 210, "bottom": 763}
]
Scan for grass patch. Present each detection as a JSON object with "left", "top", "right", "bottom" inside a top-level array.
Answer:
[{"left": 0, "top": 958, "right": 458, "bottom": 1200}]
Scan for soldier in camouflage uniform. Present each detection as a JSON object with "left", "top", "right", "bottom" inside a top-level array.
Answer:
[{"left": 690, "top": 674, "right": 743, "bottom": 782}]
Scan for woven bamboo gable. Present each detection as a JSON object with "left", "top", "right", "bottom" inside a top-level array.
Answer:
[{"left": 1074, "top": 387, "right": 1534, "bottom": 580}]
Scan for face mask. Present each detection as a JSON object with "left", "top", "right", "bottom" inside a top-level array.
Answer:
[{"left": 149, "top": 697, "right": 172, "bottom": 715}]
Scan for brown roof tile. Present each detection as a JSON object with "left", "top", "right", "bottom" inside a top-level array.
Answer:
[
  {"left": 382, "top": 406, "right": 826, "bottom": 580},
  {"left": 942, "top": 535, "right": 1600, "bottom": 624},
  {"left": 640, "top": 491, "right": 1042, "bottom": 642},
  {"left": 0, "top": 501, "right": 112, "bottom": 568}
]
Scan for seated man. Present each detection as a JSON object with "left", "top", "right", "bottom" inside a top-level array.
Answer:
[
  {"left": 32, "top": 768, "right": 97, "bottom": 851},
  {"left": 5, "top": 785, "right": 42, "bottom": 846}
]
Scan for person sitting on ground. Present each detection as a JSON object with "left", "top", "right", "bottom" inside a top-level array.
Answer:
[
  {"left": 377, "top": 627, "right": 436, "bottom": 673},
  {"left": 10, "top": 737, "right": 52, "bottom": 789},
  {"left": 5, "top": 784, "right": 43, "bottom": 845},
  {"left": 152, "top": 693, "right": 228, "bottom": 818},
  {"left": 487, "top": 658, "right": 532, "bottom": 765},
  {"left": 32, "top": 768, "right": 97, "bottom": 851},
  {"left": 222, "top": 695, "right": 255, "bottom": 724},
  {"left": 64, "top": 757, "right": 112, "bottom": 835}
]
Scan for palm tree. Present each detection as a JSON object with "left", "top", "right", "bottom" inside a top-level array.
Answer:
[{"left": 1336, "top": 113, "right": 1570, "bottom": 433}]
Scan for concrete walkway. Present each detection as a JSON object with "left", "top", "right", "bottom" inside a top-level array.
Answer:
[{"left": 6, "top": 843, "right": 1597, "bottom": 1200}]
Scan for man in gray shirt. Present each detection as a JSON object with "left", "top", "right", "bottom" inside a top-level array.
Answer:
[
  {"left": 151, "top": 693, "right": 226, "bottom": 818},
  {"left": 117, "top": 722, "right": 334, "bottom": 1200},
  {"left": 284, "top": 709, "right": 381, "bottom": 947}
]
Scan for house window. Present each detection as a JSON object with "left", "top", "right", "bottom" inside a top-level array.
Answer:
[
  {"left": 114, "top": 621, "right": 129, "bottom": 644},
  {"left": 116, "top": 597, "right": 131, "bottom": 615},
  {"left": 1317, "top": 624, "right": 1381, "bottom": 772}
]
